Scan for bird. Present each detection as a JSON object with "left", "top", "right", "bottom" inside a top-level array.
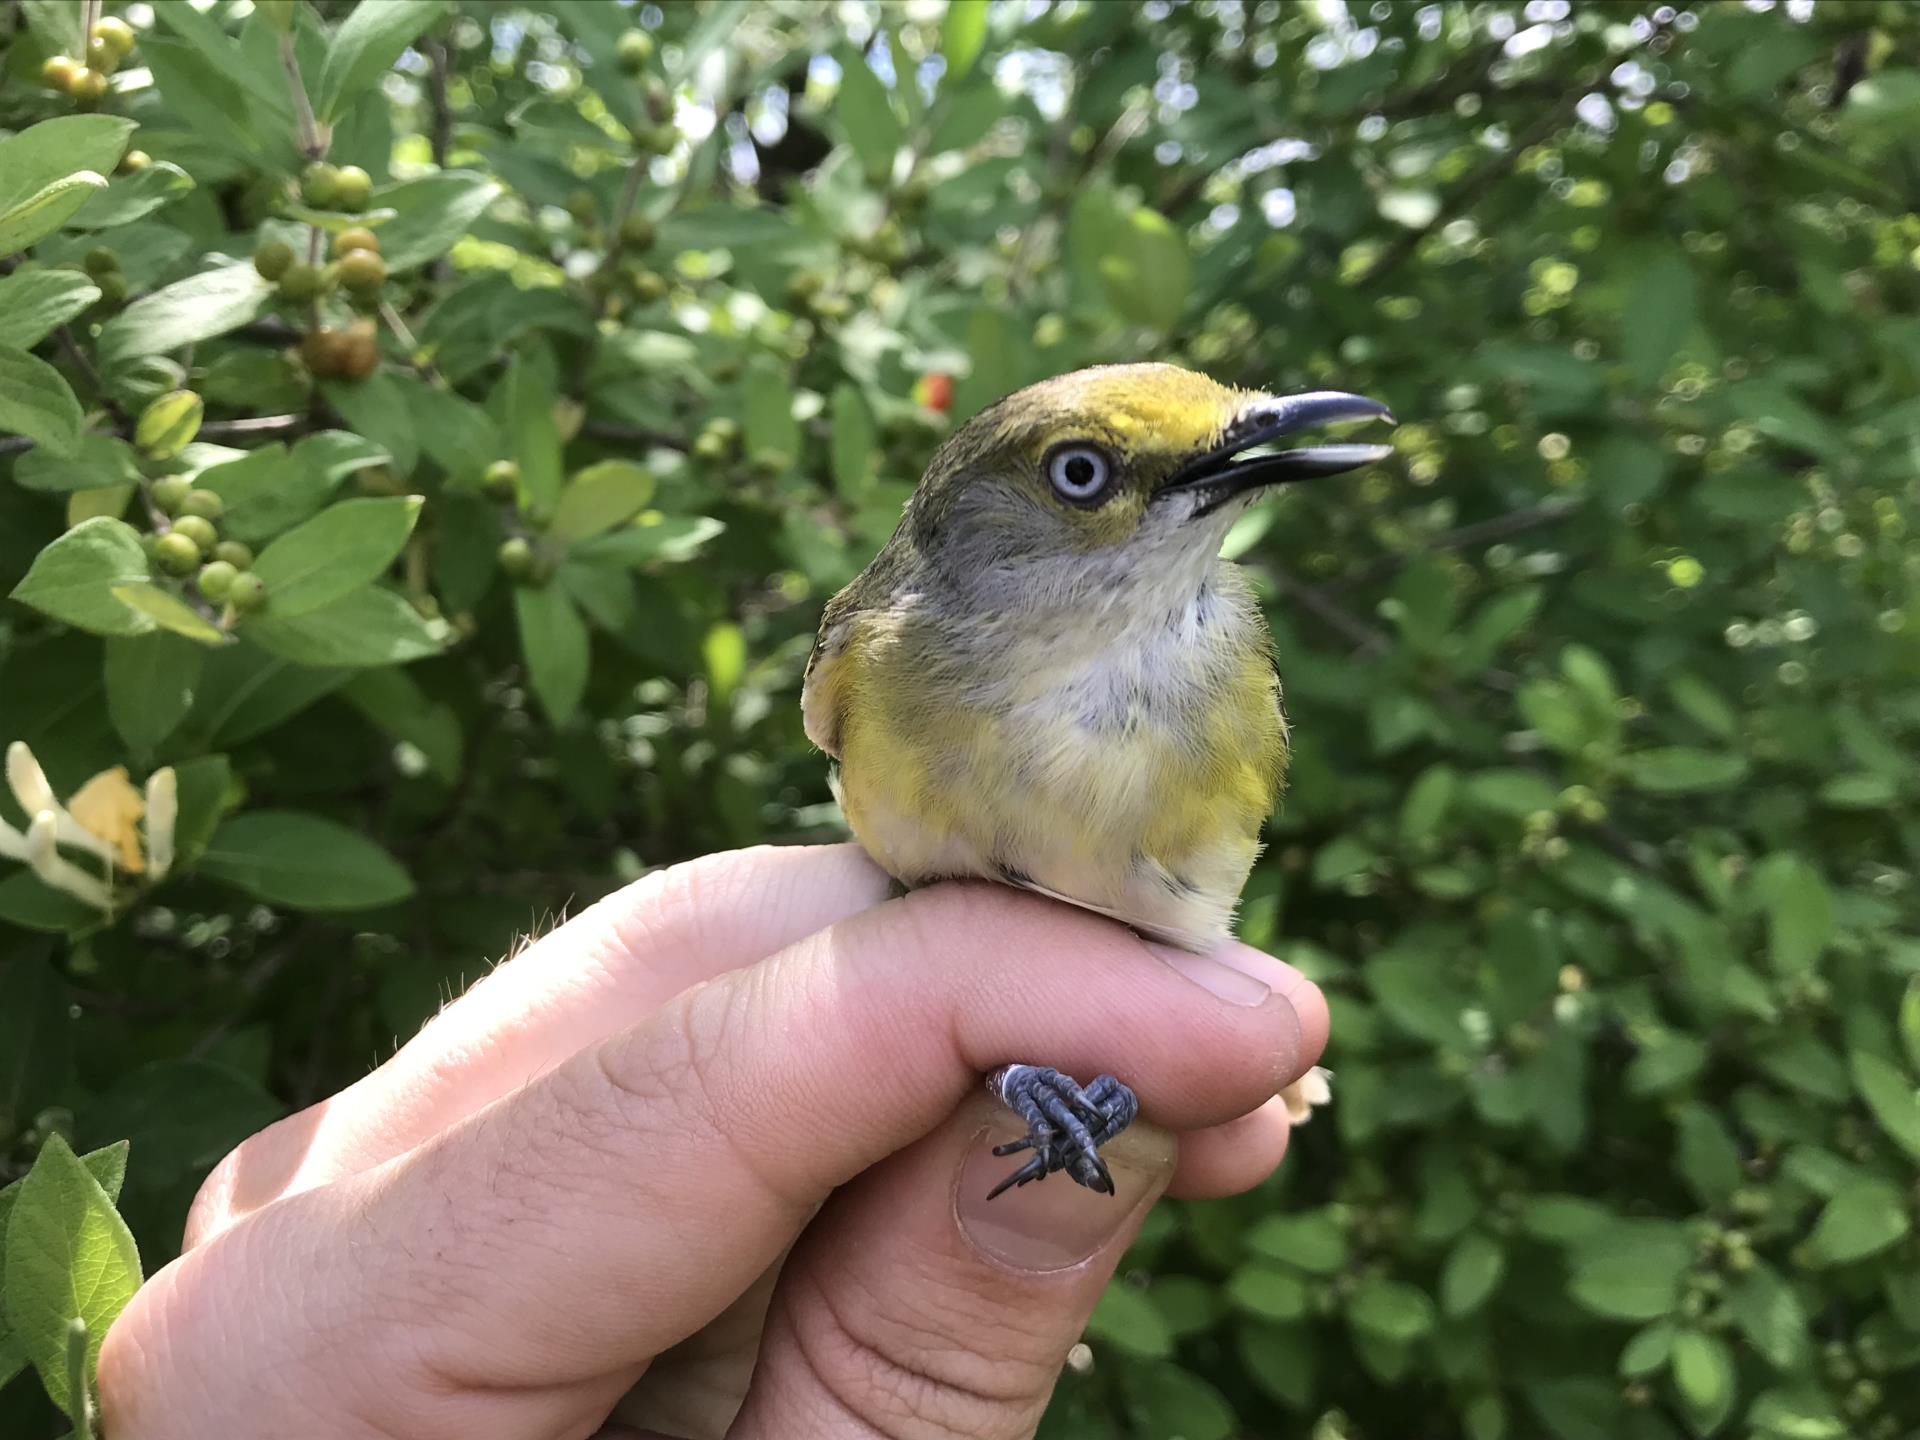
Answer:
[{"left": 802, "top": 363, "right": 1393, "bottom": 1197}]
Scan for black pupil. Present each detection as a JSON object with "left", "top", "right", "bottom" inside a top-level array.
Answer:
[{"left": 1063, "top": 455, "right": 1098, "bottom": 490}]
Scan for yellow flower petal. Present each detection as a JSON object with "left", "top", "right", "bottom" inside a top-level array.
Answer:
[{"left": 67, "top": 765, "right": 147, "bottom": 874}]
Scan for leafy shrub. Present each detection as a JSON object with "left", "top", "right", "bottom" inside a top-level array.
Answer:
[{"left": 3, "top": 1, "right": 1919, "bottom": 1437}]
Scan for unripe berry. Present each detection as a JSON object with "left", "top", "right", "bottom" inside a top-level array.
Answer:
[
  {"left": 94, "top": 271, "right": 128, "bottom": 305},
  {"left": 338, "top": 249, "right": 386, "bottom": 294},
  {"left": 692, "top": 432, "right": 728, "bottom": 462},
  {"left": 567, "top": 189, "right": 599, "bottom": 226},
  {"left": 170, "top": 515, "right": 217, "bottom": 554},
  {"left": 332, "top": 165, "right": 372, "bottom": 212},
  {"left": 339, "top": 325, "right": 379, "bottom": 380},
  {"left": 83, "top": 247, "right": 118, "bottom": 277},
  {"left": 628, "top": 268, "right": 666, "bottom": 303},
  {"left": 68, "top": 68, "right": 108, "bottom": 103},
  {"left": 497, "top": 537, "right": 535, "bottom": 580},
  {"left": 212, "top": 540, "right": 254, "bottom": 570},
  {"left": 117, "top": 149, "right": 150, "bottom": 173},
  {"left": 196, "top": 560, "right": 238, "bottom": 602},
  {"left": 149, "top": 476, "right": 192, "bottom": 514},
  {"left": 616, "top": 28, "right": 654, "bottom": 73},
  {"left": 92, "top": 16, "right": 136, "bottom": 62},
  {"left": 279, "top": 261, "right": 327, "bottom": 302},
  {"left": 335, "top": 226, "right": 380, "bottom": 255},
  {"left": 300, "top": 161, "right": 342, "bottom": 207},
  {"left": 226, "top": 572, "right": 266, "bottom": 613},
  {"left": 41, "top": 55, "right": 82, "bottom": 91},
  {"left": 301, "top": 326, "right": 350, "bottom": 376},
  {"left": 153, "top": 532, "right": 200, "bottom": 575},
  {"left": 621, "top": 212, "right": 656, "bottom": 248},
  {"left": 86, "top": 33, "right": 122, "bottom": 74},
  {"left": 178, "top": 489, "right": 224, "bottom": 521},
  {"left": 254, "top": 239, "right": 295, "bottom": 281},
  {"left": 482, "top": 459, "right": 519, "bottom": 500}
]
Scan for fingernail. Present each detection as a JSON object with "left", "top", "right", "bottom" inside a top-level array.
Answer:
[
  {"left": 1150, "top": 944, "right": 1271, "bottom": 1006},
  {"left": 954, "top": 1120, "right": 1167, "bottom": 1273}
]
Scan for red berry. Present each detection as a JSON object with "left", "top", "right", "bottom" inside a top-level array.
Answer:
[{"left": 918, "top": 373, "right": 953, "bottom": 414}]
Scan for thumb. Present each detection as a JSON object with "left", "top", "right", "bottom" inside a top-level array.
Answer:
[{"left": 729, "top": 1092, "right": 1175, "bottom": 1440}]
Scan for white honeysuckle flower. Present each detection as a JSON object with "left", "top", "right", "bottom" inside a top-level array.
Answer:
[
  {"left": 145, "top": 767, "right": 178, "bottom": 883},
  {"left": 24, "top": 811, "right": 114, "bottom": 913},
  {"left": 0, "top": 741, "right": 179, "bottom": 914},
  {"left": 6, "top": 740, "right": 119, "bottom": 868}
]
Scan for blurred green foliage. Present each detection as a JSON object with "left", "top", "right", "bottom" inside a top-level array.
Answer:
[{"left": 3, "top": 0, "right": 1920, "bottom": 1436}]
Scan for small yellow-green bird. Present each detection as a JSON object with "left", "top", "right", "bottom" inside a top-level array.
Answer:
[{"left": 803, "top": 363, "right": 1393, "bottom": 1196}]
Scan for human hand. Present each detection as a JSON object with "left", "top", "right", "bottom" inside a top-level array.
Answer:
[{"left": 100, "top": 844, "right": 1327, "bottom": 1440}]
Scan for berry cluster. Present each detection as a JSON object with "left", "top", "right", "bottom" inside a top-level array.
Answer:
[
  {"left": 255, "top": 227, "right": 387, "bottom": 380},
  {"left": 39, "top": 14, "right": 133, "bottom": 105},
  {"left": 147, "top": 477, "right": 263, "bottom": 614}
]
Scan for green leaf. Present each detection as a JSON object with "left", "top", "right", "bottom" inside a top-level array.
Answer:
[
  {"left": 1621, "top": 247, "right": 1696, "bottom": 388},
  {"left": 197, "top": 811, "right": 414, "bottom": 910},
  {"left": 1347, "top": 1276, "right": 1435, "bottom": 1344},
  {"left": 373, "top": 171, "right": 502, "bottom": 273},
  {"left": 1227, "top": 1262, "right": 1311, "bottom": 1322},
  {"left": 251, "top": 496, "right": 423, "bottom": 617},
  {"left": 85, "top": 1061, "right": 283, "bottom": 1192},
  {"left": 97, "top": 263, "right": 274, "bottom": 368},
  {"left": 105, "top": 632, "right": 204, "bottom": 754},
  {"left": 245, "top": 584, "right": 442, "bottom": 667},
  {"left": 1440, "top": 1232, "right": 1505, "bottom": 1317},
  {"left": 515, "top": 584, "right": 591, "bottom": 726},
  {"left": 942, "top": 0, "right": 990, "bottom": 79},
  {"left": 0, "top": 173, "right": 108, "bottom": 256},
  {"left": 109, "top": 584, "right": 229, "bottom": 645},
  {"left": 829, "top": 383, "right": 877, "bottom": 500},
  {"left": 743, "top": 359, "right": 800, "bottom": 466},
  {"left": 1399, "top": 765, "right": 1457, "bottom": 842},
  {"left": 1803, "top": 1180, "right": 1911, "bottom": 1267},
  {"left": 1, "top": 1134, "right": 141, "bottom": 1418},
  {"left": 1120, "top": 1363, "right": 1237, "bottom": 1440},
  {"left": 1627, "top": 1035, "right": 1709, "bottom": 1097},
  {"left": 20, "top": 0, "right": 84, "bottom": 55},
  {"left": 506, "top": 357, "right": 564, "bottom": 509},
  {"left": 575, "top": 515, "right": 725, "bottom": 568},
  {"left": 1753, "top": 855, "right": 1832, "bottom": 975},
  {"left": 1849, "top": 1050, "right": 1920, "bottom": 1162},
  {"left": 1818, "top": 772, "right": 1897, "bottom": 809},
  {"left": 1620, "top": 1321, "right": 1675, "bottom": 1378},
  {"left": 8, "top": 516, "right": 154, "bottom": 636},
  {"left": 196, "top": 435, "right": 381, "bottom": 544},
  {"left": 321, "top": 371, "right": 420, "bottom": 477},
  {"left": 0, "top": 114, "right": 134, "bottom": 237},
  {"left": 1901, "top": 983, "right": 1920, "bottom": 1077},
  {"left": 551, "top": 462, "right": 655, "bottom": 545},
  {"left": 1084, "top": 1282, "right": 1174, "bottom": 1360},
  {"left": 1622, "top": 748, "right": 1749, "bottom": 794},
  {"left": 66, "top": 161, "right": 196, "bottom": 230},
  {"left": 1728, "top": 1262, "right": 1810, "bottom": 1372},
  {"left": 1568, "top": 1222, "right": 1689, "bottom": 1320},
  {"left": 315, "top": 0, "right": 451, "bottom": 123},
  {"left": 1674, "top": 1104, "right": 1744, "bottom": 1207},
  {"left": 340, "top": 669, "right": 463, "bottom": 784},
  {"left": 1245, "top": 1209, "right": 1350, "bottom": 1276},
  {"left": 0, "top": 270, "right": 101, "bottom": 350},
  {"left": 1671, "top": 1328, "right": 1736, "bottom": 1436},
  {"left": 0, "top": 345, "right": 85, "bottom": 458},
  {"left": 0, "top": 954, "right": 72, "bottom": 1136},
  {"left": 834, "top": 46, "right": 903, "bottom": 183}
]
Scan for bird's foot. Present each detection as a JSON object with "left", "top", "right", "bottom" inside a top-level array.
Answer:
[{"left": 984, "top": 1064, "right": 1138, "bottom": 1200}]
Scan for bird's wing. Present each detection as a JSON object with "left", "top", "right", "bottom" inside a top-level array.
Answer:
[{"left": 801, "top": 587, "right": 862, "bottom": 758}]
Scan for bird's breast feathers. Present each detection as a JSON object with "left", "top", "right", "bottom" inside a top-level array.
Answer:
[{"left": 805, "top": 570, "right": 1286, "bottom": 950}]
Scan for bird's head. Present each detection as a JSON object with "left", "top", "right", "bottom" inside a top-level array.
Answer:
[{"left": 904, "top": 363, "right": 1393, "bottom": 609}]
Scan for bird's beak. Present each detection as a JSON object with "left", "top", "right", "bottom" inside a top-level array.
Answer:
[{"left": 1155, "top": 391, "right": 1395, "bottom": 518}]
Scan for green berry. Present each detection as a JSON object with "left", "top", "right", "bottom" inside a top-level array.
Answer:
[
  {"left": 41, "top": 55, "right": 82, "bottom": 92},
  {"left": 335, "top": 226, "right": 380, "bottom": 255},
  {"left": 170, "top": 515, "right": 217, "bottom": 554},
  {"left": 692, "top": 432, "right": 728, "bottom": 462},
  {"left": 178, "top": 489, "right": 224, "bottom": 521},
  {"left": 567, "top": 188, "right": 599, "bottom": 226},
  {"left": 497, "top": 536, "right": 535, "bottom": 580},
  {"left": 482, "top": 459, "right": 520, "bottom": 500},
  {"left": 705, "top": 417, "right": 741, "bottom": 446},
  {"left": 300, "top": 161, "right": 341, "bottom": 208},
  {"left": 212, "top": 540, "right": 254, "bottom": 570},
  {"left": 92, "top": 16, "right": 136, "bottom": 63},
  {"left": 628, "top": 268, "right": 667, "bottom": 303},
  {"left": 226, "top": 572, "right": 266, "bottom": 613},
  {"left": 196, "top": 560, "right": 238, "bottom": 601},
  {"left": 279, "top": 261, "right": 327, "bottom": 302},
  {"left": 254, "top": 239, "right": 295, "bottom": 281},
  {"left": 621, "top": 211, "right": 656, "bottom": 248},
  {"left": 153, "top": 532, "right": 200, "bottom": 575},
  {"left": 68, "top": 68, "right": 108, "bottom": 103},
  {"left": 83, "top": 247, "right": 119, "bottom": 277},
  {"left": 94, "top": 271, "right": 129, "bottom": 306},
  {"left": 118, "top": 149, "right": 150, "bottom": 173},
  {"left": 332, "top": 165, "right": 372, "bottom": 212},
  {"left": 338, "top": 249, "right": 386, "bottom": 294},
  {"left": 616, "top": 28, "right": 654, "bottom": 74},
  {"left": 149, "top": 476, "right": 192, "bottom": 515}
]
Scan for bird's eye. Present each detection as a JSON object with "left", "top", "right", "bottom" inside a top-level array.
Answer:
[{"left": 1045, "top": 443, "right": 1115, "bottom": 505}]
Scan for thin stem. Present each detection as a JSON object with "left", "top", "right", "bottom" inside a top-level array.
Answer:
[
  {"left": 594, "top": 152, "right": 652, "bottom": 293},
  {"left": 56, "top": 324, "right": 127, "bottom": 424},
  {"left": 279, "top": 29, "right": 326, "bottom": 160},
  {"left": 378, "top": 299, "right": 441, "bottom": 384},
  {"left": 1336, "top": 497, "right": 1583, "bottom": 589}
]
